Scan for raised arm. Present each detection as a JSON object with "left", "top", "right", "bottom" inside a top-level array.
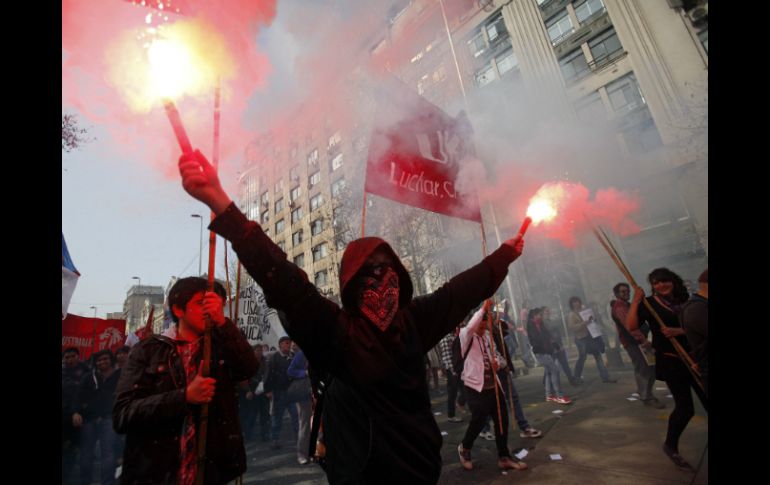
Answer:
[{"left": 411, "top": 237, "right": 523, "bottom": 352}]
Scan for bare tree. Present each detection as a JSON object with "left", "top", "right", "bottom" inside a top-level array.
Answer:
[{"left": 62, "top": 114, "right": 92, "bottom": 153}]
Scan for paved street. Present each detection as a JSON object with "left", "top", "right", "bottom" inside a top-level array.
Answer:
[{"left": 239, "top": 352, "right": 708, "bottom": 484}]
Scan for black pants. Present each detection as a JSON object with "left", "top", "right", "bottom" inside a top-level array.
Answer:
[
  {"left": 461, "top": 386, "right": 509, "bottom": 458},
  {"left": 447, "top": 372, "right": 467, "bottom": 417},
  {"left": 664, "top": 359, "right": 708, "bottom": 451}
]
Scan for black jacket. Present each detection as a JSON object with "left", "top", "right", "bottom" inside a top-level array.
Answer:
[
  {"left": 112, "top": 320, "right": 258, "bottom": 485},
  {"left": 527, "top": 320, "right": 557, "bottom": 355},
  {"left": 210, "top": 203, "right": 520, "bottom": 484}
]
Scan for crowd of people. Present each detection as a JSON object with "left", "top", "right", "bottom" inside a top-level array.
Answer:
[{"left": 60, "top": 147, "right": 708, "bottom": 484}]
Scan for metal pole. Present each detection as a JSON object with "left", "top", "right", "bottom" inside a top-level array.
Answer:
[{"left": 90, "top": 306, "right": 97, "bottom": 358}]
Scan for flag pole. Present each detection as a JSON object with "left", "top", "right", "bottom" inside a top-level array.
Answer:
[
  {"left": 440, "top": 0, "right": 504, "bottom": 433},
  {"left": 197, "top": 79, "right": 221, "bottom": 485}
]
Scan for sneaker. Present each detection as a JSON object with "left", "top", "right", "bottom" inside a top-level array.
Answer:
[
  {"left": 602, "top": 378, "right": 618, "bottom": 383},
  {"left": 480, "top": 431, "right": 495, "bottom": 441},
  {"left": 643, "top": 398, "right": 666, "bottom": 409},
  {"left": 458, "top": 444, "right": 473, "bottom": 471},
  {"left": 546, "top": 395, "right": 557, "bottom": 402},
  {"left": 447, "top": 416, "right": 463, "bottom": 423},
  {"left": 519, "top": 427, "right": 543, "bottom": 438},
  {"left": 297, "top": 457, "right": 309, "bottom": 465},
  {"left": 662, "top": 444, "right": 694, "bottom": 471},
  {"left": 498, "top": 456, "right": 528, "bottom": 471},
  {"left": 554, "top": 396, "right": 572, "bottom": 404}
]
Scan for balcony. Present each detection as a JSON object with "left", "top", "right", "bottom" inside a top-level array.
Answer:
[{"left": 587, "top": 46, "right": 627, "bottom": 72}]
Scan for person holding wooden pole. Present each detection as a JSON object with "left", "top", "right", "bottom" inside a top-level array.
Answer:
[{"left": 625, "top": 268, "right": 707, "bottom": 471}]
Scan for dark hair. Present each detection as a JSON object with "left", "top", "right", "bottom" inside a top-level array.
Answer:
[
  {"left": 92, "top": 349, "right": 116, "bottom": 366},
  {"left": 278, "top": 336, "right": 291, "bottom": 344},
  {"left": 698, "top": 268, "right": 708, "bottom": 284},
  {"left": 63, "top": 347, "right": 79, "bottom": 356},
  {"left": 648, "top": 267, "right": 689, "bottom": 303},
  {"left": 568, "top": 296, "right": 582, "bottom": 309},
  {"left": 612, "top": 283, "right": 630, "bottom": 297},
  {"left": 526, "top": 307, "right": 544, "bottom": 327},
  {"left": 168, "top": 277, "right": 227, "bottom": 323},
  {"left": 115, "top": 346, "right": 130, "bottom": 356}
]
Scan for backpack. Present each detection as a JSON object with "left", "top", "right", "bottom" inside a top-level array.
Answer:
[{"left": 451, "top": 335, "right": 472, "bottom": 373}]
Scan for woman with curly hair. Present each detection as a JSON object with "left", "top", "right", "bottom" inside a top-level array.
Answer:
[{"left": 626, "top": 267, "right": 707, "bottom": 471}]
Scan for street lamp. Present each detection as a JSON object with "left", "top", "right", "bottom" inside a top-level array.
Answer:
[
  {"left": 132, "top": 276, "right": 141, "bottom": 289},
  {"left": 191, "top": 214, "right": 203, "bottom": 276}
]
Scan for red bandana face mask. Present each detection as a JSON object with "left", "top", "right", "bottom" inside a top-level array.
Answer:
[{"left": 358, "top": 266, "right": 400, "bottom": 331}]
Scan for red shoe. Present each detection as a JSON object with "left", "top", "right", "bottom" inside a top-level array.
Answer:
[
  {"left": 546, "top": 395, "right": 557, "bottom": 402},
  {"left": 554, "top": 396, "right": 572, "bottom": 404}
]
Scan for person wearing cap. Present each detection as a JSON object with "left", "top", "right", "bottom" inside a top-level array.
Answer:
[
  {"left": 113, "top": 277, "right": 258, "bottom": 485},
  {"left": 177, "top": 149, "right": 525, "bottom": 483}
]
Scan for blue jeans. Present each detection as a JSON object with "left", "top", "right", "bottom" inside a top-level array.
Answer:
[
  {"left": 79, "top": 417, "right": 117, "bottom": 485},
  {"left": 574, "top": 337, "right": 610, "bottom": 381},
  {"left": 536, "top": 354, "right": 563, "bottom": 398},
  {"left": 271, "top": 391, "right": 299, "bottom": 442}
]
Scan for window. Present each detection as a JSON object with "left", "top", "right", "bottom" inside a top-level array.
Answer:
[
  {"left": 559, "top": 48, "right": 590, "bottom": 84},
  {"left": 310, "top": 193, "right": 325, "bottom": 211},
  {"left": 292, "top": 230, "right": 304, "bottom": 246},
  {"left": 275, "top": 198, "right": 284, "bottom": 213},
  {"left": 274, "top": 178, "right": 283, "bottom": 194},
  {"left": 606, "top": 73, "right": 645, "bottom": 115},
  {"left": 574, "top": 91, "right": 607, "bottom": 122},
  {"left": 290, "top": 185, "right": 302, "bottom": 202},
  {"left": 575, "top": 0, "right": 605, "bottom": 24},
  {"left": 698, "top": 29, "right": 708, "bottom": 53},
  {"left": 249, "top": 206, "right": 259, "bottom": 221},
  {"left": 485, "top": 13, "right": 507, "bottom": 43},
  {"left": 307, "top": 149, "right": 319, "bottom": 168},
  {"left": 312, "top": 243, "right": 329, "bottom": 262},
  {"left": 476, "top": 65, "right": 496, "bottom": 87},
  {"left": 289, "top": 165, "right": 300, "bottom": 182},
  {"left": 314, "top": 269, "right": 328, "bottom": 287},
  {"left": 291, "top": 207, "right": 304, "bottom": 224},
  {"left": 546, "top": 11, "right": 574, "bottom": 45},
  {"left": 275, "top": 218, "right": 285, "bottom": 234},
  {"left": 623, "top": 116, "right": 663, "bottom": 155},
  {"left": 432, "top": 65, "right": 447, "bottom": 83},
  {"left": 336, "top": 239, "right": 346, "bottom": 251},
  {"left": 331, "top": 153, "right": 343, "bottom": 172},
  {"left": 417, "top": 74, "right": 429, "bottom": 95},
  {"left": 309, "top": 170, "right": 321, "bottom": 188},
  {"left": 467, "top": 32, "right": 485, "bottom": 57},
  {"left": 261, "top": 210, "right": 269, "bottom": 225},
  {"left": 588, "top": 28, "right": 623, "bottom": 69},
  {"left": 293, "top": 253, "right": 305, "bottom": 268},
  {"left": 277, "top": 240, "right": 285, "bottom": 251},
  {"left": 333, "top": 207, "right": 343, "bottom": 227},
  {"left": 495, "top": 49, "right": 518, "bottom": 76},
  {"left": 327, "top": 131, "right": 342, "bottom": 151},
  {"left": 331, "top": 178, "right": 346, "bottom": 197},
  {"left": 260, "top": 191, "right": 269, "bottom": 207},
  {"left": 311, "top": 219, "right": 324, "bottom": 236}
]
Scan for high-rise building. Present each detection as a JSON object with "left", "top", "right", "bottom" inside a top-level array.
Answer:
[{"left": 123, "top": 285, "right": 165, "bottom": 333}]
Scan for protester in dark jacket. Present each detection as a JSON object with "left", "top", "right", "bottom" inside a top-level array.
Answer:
[
  {"left": 177, "top": 149, "right": 526, "bottom": 484},
  {"left": 528, "top": 308, "right": 571, "bottom": 404},
  {"left": 113, "top": 277, "right": 258, "bottom": 485},
  {"left": 62, "top": 347, "right": 90, "bottom": 483}
]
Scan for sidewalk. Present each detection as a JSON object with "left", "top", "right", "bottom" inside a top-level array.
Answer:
[{"left": 435, "top": 362, "right": 708, "bottom": 484}]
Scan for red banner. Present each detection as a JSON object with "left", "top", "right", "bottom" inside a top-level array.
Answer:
[
  {"left": 364, "top": 81, "right": 481, "bottom": 222},
  {"left": 61, "top": 314, "right": 127, "bottom": 360}
]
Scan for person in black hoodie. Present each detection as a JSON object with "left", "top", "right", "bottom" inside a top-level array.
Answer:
[{"left": 177, "top": 149, "right": 526, "bottom": 483}]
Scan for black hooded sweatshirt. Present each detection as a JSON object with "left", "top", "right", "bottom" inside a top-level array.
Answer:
[{"left": 211, "top": 202, "right": 520, "bottom": 484}]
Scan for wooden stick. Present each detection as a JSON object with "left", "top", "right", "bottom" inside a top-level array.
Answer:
[{"left": 590, "top": 225, "right": 704, "bottom": 392}]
